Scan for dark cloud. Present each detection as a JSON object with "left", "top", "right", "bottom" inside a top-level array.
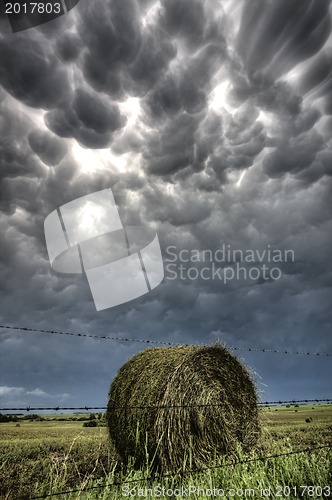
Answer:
[
  {"left": 129, "top": 25, "right": 177, "bottom": 96},
  {"left": 78, "top": 0, "right": 142, "bottom": 97},
  {"left": 56, "top": 32, "right": 83, "bottom": 62},
  {"left": 300, "top": 48, "right": 332, "bottom": 114},
  {"left": 143, "top": 73, "right": 183, "bottom": 119},
  {"left": 141, "top": 112, "right": 200, "bottom": 176},
  {"left": 237, "top": 0, "right": 331, "bottom": 79},
  {"left": 159, "top": 0, "right": 206, "bottom": 46},
  {"left": 299, "top": 49, "right": 332, "bottom": 97},
  {"left": 28, "top": 130, "right": 68, "bottom": 166},
  {"left": 159, "top": 0, "right": 227, "bottom": 50},
  {"left": 256, "top": 81, "right": 302, "bottom": 116},
  {"left": 263, "top": 129, "right": 324, "bottom": 179},
  {"left": 0, "top": 36, "right": 69, "bottom": 109},
  {"left": 0, "top": 0, "right": 332, "bottom": 406},
  {"left": 0, "top": 102, "right": 47, "bottom": 214},
  {"left": 45, "top": 89, "right": 126, "bottom": 148},
  {"left": 179, "top": 44, "right": 226, "bottom": 114}
]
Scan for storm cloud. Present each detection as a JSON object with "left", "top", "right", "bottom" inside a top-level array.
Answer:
[{"left": 0, "top": 0, "right": 331, "bottom": 409}]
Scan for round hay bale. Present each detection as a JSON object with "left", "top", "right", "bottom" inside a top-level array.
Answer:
[{"left": 107, "top": 344, "right": 260, "bottom": 472}]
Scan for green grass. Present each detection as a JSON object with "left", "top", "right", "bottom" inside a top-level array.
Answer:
[{"left": 0, "top": 406, "right": 331, "bottom": 499}]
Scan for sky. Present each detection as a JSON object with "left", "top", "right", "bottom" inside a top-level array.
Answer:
[{"left": 0, "top": 0, "right": 331, "bottom": 411}]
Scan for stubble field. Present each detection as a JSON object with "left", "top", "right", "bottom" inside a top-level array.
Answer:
[{"left": 0, "top": 405, "right": 331, "bottom": 499}]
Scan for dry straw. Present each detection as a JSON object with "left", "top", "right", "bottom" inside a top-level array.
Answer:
[{"left": 107, "top": 344, "right": 260, "bottom": 472}]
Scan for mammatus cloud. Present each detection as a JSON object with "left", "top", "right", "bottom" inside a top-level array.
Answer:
[
  {"left": 0, "top": 0, "right": 331, "bottom": 405},
  {"left": 28, "top": 129, "right": 68, "bottom": 166},
  {"left": 45, "top": 89, "right": 126, "bottom": 148}
]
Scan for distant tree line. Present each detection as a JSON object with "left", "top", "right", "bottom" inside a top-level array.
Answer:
[
  {"left": 0, "top": 412, "right": 106, "bottom": 425},
  {"left": 0, "top": 413, "right": 43, "bottom": 422}
]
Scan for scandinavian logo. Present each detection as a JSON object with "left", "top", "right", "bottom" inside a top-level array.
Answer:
[{"left": 44, "top": 189, "right": 164, "bottom": 311}]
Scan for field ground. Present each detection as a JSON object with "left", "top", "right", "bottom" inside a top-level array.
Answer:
[{"left": 0, "top": 405, "right": 331, "bottom": 499}]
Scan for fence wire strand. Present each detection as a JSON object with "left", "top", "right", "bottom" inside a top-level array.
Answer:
[
  {"left": 1, "top": 324, "right": 331, "bottom": 357},
  {"left": 29, "top": 444, "right": 331, "bottom": 499},
  {"left": 1, "top": 398, "right": 332, "bottom": 412}
]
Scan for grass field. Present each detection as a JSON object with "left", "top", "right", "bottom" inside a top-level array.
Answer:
[{"left": 0, "top": 405, "right": 331, "bottom": 499}]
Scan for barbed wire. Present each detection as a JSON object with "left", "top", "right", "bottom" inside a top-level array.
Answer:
[
  {"left": 1, "top": 324, "right": 331, "bottom": 357},
  {"left": 259, "top": 398, "right": 332, "bottom": 406},
  {"left": 0, "top": 324, "right": 175, "bottom": 346},
  {"left": 29, "top": 444, "right": 331, "bottom": 499},
  {"left": 1, "top": 398, "right": 332, "bottom": 412}
]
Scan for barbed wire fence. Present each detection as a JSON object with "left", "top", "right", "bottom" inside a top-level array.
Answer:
[
  {"left": 1, "top": 398, "right": 332, "bottom": 413},
  {"left": 1, "top": 323, "right": 331, "bottom": 499},
  {"left": 1, "top": 324, "right": 332, "bottom": 356},
  {"left": 29, "top": 445, "right": 332, "bottom": 499},
  {"left": 2, "top": 325, "right": 330, "bottom": 418}
]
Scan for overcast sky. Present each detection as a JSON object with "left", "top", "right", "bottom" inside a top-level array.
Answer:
[{"left": 0, "top": 0, "right": 331, "bottom": 411}]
